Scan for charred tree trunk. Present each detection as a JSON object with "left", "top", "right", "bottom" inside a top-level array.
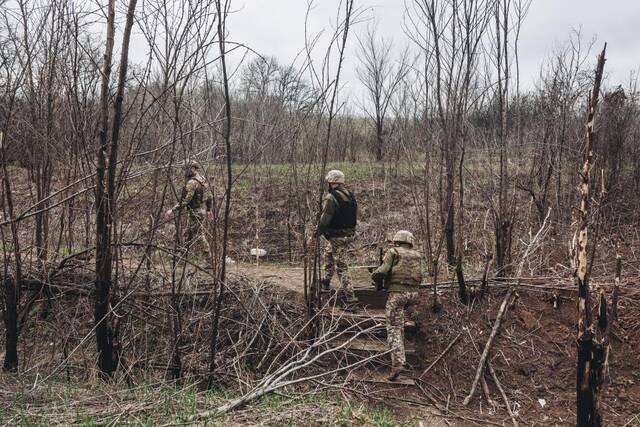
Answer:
[
  {"left": 575, "top": 44, "right": 606, "bottom": 427},
  {"left": 444, "top": 138, "right": 456, "bottom": 266},
  {"left": 455, "top": 145, "right": 467, "bottom": 303},
  {"left": 2, "top": 276, "right": 18, "bottom": 372},
  {"left": 1, "top": 130, "right": 22, "bottom": 372}
]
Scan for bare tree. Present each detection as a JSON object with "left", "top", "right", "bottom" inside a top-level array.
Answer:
[
  {"left": 94, "top": 0, "right": 138, "bottom": 377},
  {"left": 356, "top": 25, "right": 409, "bottom": 161},
  {"left": 515, "top": 29, "right": 591, "bottom": 230},
  {"left": 574, "top": 44, "right": 608, "bottom": 427},
  {"left": 0, "top": 7, "right": 27, "bottom": 372},
  {"left": 406, "top": 0, "right": 493, "bottom": 300},
  {"left": 493, "top": 0, "right": 512, "bottom": 277},
  {"left": 208, "top": 0, "right": 232, "bottom": 387}
]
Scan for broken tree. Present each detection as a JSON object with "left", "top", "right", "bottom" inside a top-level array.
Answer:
[{"left": 574, "top": 43, "right": 610, "bottom": 427}]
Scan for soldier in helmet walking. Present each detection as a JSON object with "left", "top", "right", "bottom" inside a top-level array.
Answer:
[
  {"left": 318, "top": 169, "right": 358, "bottom": 306},
  {"left": 165, "top": 161, "right": 214, "bottom": 255},
  {"left": 371, "top": 230, "right": 423, "bottom": 381}
]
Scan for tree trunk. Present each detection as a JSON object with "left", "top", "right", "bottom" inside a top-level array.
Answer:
[
  {"left": 94, "top": 0, "right": 137, "bottom": 377},
  {"left": 2, "top": 276, "right": 18, "bottom": 372},
  {"left": 376, "top": 121, "right": 383, "bottom": 161},
  {"left": 494, "top": 0, "right": 512, "bottom": 277},
  {"left": 495, "top": 220, "right": 512, "bottom": 277},
  {"left": 444, "top": 139, "right": 455, "bottom": 265},
  {"left": 209, "top": 0, "right": 233, "bottom": 386},
  {"left": 576, "top": 331, "right": 605, "bottom": 426},
  {"left": 1, "top": 130, "right": 23, "bottom": 372},
  {"left": 575, "top": 44, "right": 606, "bottom": 427}
]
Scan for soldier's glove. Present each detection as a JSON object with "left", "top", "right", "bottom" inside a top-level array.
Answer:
[{"left": 371, "top": 272, "right": 385, "bottom": 292}]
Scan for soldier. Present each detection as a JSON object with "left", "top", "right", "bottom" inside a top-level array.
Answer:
[
  {"left": 165, "top": 161, "right": 214, "bottom": 254},
  {"left": 318, "top": 169, "right": 358, "bottom": 305},
  {"left": 371, "top": 230, "right": 423, "bottom": 381}
]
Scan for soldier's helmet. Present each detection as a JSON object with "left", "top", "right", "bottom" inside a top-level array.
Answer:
[
  {"left": 393, "top": 230, "right": 415, "bottom": 246},
  {"left": 325, "top": 169, "right": 345, "bottom": 184},
  {"left": 187, "top": 160, "right": 201, "bottom": 170},
  {"left": 184, "top": 160, "right": 201, "bottom": 178}
]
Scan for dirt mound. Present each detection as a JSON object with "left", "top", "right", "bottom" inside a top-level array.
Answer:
[{"left": 405, "top": 285, "right": 640, "bottom": 425}]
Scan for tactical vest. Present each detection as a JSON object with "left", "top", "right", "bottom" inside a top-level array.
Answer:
[
  {"left": 185, "top": 177, "right": 205, "bottom": 210},
  {"left": 328, "top": 188, "right": 357, "bottom": 231},
  {"left": 390, "top": 246, "right": 423, "bottom": 289}
]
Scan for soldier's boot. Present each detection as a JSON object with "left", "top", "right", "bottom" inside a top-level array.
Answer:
[{"left": 387, "top": 366, "right": 404, "bottom": 381}]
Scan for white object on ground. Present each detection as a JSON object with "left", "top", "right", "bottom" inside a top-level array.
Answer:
[
  {"left": 225, "top": 256, "right": 235, "bottom": 264},
  {"left": 250, "top": 248, "right": 267, "bottom": 257}
]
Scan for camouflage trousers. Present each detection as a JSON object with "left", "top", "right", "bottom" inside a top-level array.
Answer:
[
  {"left": 386, "top": 291, "right": 420, "bottom": 368},
  {"left": 323, "top": 236, "right": 356, "bottom": 301},
  {"left": 183, "top": 209, "right": 210, "bottom": 256}
]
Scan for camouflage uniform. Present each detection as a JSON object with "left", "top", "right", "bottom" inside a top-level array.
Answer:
[
  {"left": 373, "top": 243, "right": 423, "bottom": 369},
  {"left": 173, "top": 173, "right": 213, "bottom": 254},
  {"left": 319, "top": 184, "right": 357, "bottom": 302},
  {"left": 323, "top": 235, "right": 355, "bottom": 301}
]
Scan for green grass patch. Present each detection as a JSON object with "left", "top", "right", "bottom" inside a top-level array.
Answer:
[{"left": 0, "top": 374, "right": 422, "bottom": 426}]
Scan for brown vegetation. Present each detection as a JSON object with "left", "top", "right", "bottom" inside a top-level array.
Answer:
[{"left": 1, "top": 0, "right": 640, "bottom": 425}]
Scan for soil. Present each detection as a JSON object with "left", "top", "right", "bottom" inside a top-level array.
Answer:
[
  {"left": 231, "top": 260, "right": 640, "bottom": 426},
  {"left": 412, "top": 287, "right": 640, "bottom": 426},
  {"left": 231, "top": 261, "right": 373, "bottom": 294},
  {"left": 4, "top": 165, "right": 640, "bottom": 425}
]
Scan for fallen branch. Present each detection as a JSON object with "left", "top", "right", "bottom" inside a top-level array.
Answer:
[
  {"left": 419, "top": 332, "right": 461, "bottom": 379},
  {"left": 487, "top": 360, "right": 518, "bottom": 427},
  {"left": 464, "top": 208, "right": 551, "bottom": 407},
  {"left": 192, "top": 322, "right": 384, "bottom": 419},
  {"left": 481, "top": 374, "right": 498, "bottom": 409},
  {"left": 462, "top": 287, "right": 514, "bottom": 406}
]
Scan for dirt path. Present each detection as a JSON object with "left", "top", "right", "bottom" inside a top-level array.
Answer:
[
  {"left": 228, "top": 262, "right": 306, "bottom": 294},
  {"left": 228, "top": 262, "right": 373, "bottom": 294}
]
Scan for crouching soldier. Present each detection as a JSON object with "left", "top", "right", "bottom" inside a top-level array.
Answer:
[{"left": 371, "top": 230, "right": 423, "bottom": 381}]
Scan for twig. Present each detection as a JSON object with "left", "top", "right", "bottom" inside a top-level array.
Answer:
[
  {"left": 464, "top": 208, "right": 550, "bottom": 406},
  {"left": 193, "top": 322, "right": 385, "bottom": 419},
  {"left": 419, "top": 333, "right": 461, "bottom": 378},
  {"left": 487, "top": 360, "right": 518, "bottom": 427},
  {"left": 481, "top": 374, "right": 497, "bottom": 409},
  {"left": 462, "top": 287, "right": 513, "bottom": 406}
]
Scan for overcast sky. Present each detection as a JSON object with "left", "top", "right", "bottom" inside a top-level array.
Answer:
[{"left": 223, "top": 0, "right": 640, "bottom": 105}]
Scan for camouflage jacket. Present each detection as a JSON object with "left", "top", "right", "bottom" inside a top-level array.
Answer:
[
  {"left": 318, "top": 185, "right": 356, "bottom": 238},
  {"left": 372, "top": 244, "right": 424, "bottom": 293},
  {"left": 173, "top": 174, "right": 213, "bottom": 212}
]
